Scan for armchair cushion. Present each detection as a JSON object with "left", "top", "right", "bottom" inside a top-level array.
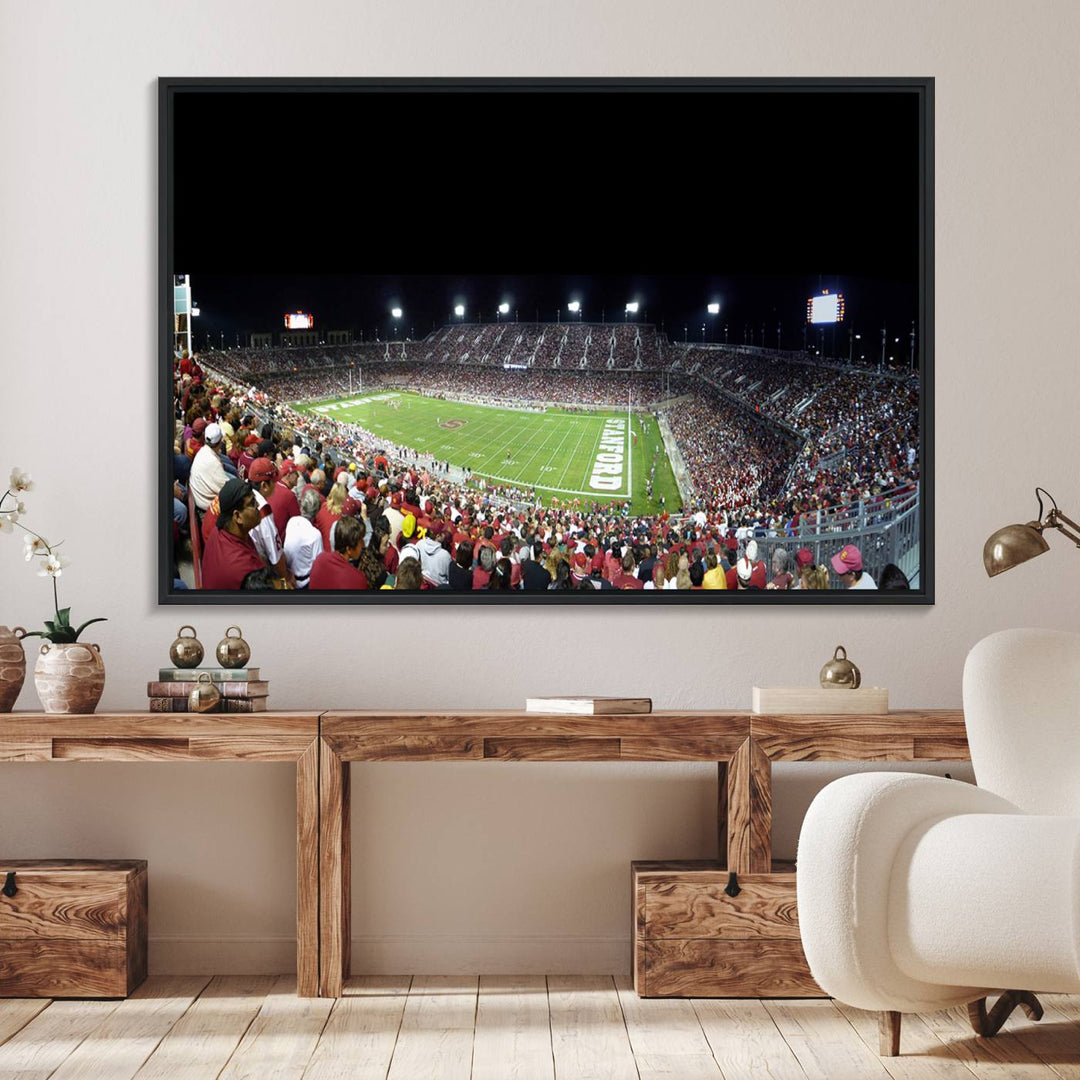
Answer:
[
  {"left": 797, "top": 771, "right": 1018, "bottom": 1012},
  {"left": 890, "top": 811, "right": 1080, "bottom": 993}
]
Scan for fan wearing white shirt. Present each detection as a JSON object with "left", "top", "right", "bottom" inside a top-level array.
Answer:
[{"left": 283, "top": 487, "right": 324, "bottom": 589}]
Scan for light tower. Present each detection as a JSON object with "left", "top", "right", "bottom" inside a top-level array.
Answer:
[{"left": 172, "top": 274, "right": 195, "bottom": 357}]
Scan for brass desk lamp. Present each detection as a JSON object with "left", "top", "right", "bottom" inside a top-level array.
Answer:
[{"left": 984, "top": 488, "right": 1080, "bottom": 576}]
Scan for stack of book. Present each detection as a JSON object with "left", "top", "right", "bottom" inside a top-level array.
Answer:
[{"left": 148, "top": 668, "right": 269, "bottom": 712}]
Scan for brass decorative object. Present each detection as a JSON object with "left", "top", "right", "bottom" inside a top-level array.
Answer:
[
  {"left": 984, "top": 488, "right": 1079, "bottom": 577},
  {"left": 168, "top": 625, "right": 204, "bottom": 668},
  {"left": 820, "top": 645, "right": 861, "bottom": 689},
  {"left": 187, "top": 672, "right": 221, "bottom": 713},
  {"left": 215, "top": 626, "right": 251, "bottom": 669}
]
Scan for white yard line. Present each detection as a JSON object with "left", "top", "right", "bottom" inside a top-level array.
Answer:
[
  {"left": 468, "top": 414, "right": 537, "bottom": 472},
  {"left": 535, "top": 423, "right": 577, "bottom": 482},
  {"left": 554, "top": 417, "right": 594, "bottom": 492},
  {"left": 508, "top": 422, "right": 563, "bottom": 484}
]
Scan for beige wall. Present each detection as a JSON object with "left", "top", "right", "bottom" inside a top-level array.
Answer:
[{"left": 3, "top": 0, "right": 1078, "bottom": 973}]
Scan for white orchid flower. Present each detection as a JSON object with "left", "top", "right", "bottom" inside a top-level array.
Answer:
[
  {"left": 0, "top": 510, "right": 18, "bottom": 533},
  {"left": 38, "top": 553, "right": 69, "bottom": 578},
  {"left": 23, "top": 534, "right": 49, "bottom": 560},
  {"left": 8, "top": 468, "right": 33, "bottom": 493}
]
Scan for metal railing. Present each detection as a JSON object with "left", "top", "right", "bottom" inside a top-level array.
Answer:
[{"left": 748, "top": 485, "right": 921, "bottom": 587}]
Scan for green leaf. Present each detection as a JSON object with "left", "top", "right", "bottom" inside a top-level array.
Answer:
[
  {"left": 43, "top": 620, "right": 56, "bottom": 634},
  {"left": 72, "top": 618, "right": 107, "bottom": 642},
  {"left": 55, "top": 607, "right": 71, "bottom": 627}
]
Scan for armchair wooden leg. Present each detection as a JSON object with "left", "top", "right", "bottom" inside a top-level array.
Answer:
[
  {"left": 968, "top": 991, "right": 1044, "bottom": 1038},
  {"left": 879, "top": 1010, "right": 902, "bottom": 1056}
]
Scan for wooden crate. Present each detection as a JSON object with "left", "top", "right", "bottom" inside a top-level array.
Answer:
[
  {"left": 752, "top": 686, "right": 889, "bottom": 714},
  {"left": 632, "top": 860, "right": 822, "bottom": 998},
  {"left": 0, "top": 859, "right": 148, "bottom": 998}
]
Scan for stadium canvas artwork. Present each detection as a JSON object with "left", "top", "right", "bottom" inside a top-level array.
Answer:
[{"left": 160, "top": 78, "right": 933, "bottom": 603}]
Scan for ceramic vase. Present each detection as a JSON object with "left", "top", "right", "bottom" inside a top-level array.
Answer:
[
  {"left": 0, "top": 626, "right": 27, "bottom": 712},
  {"left": 34, "top": 642, "right": 106, "bottom": 714}
]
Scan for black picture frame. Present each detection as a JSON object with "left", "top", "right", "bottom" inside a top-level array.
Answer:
[{"left": 159, "top": 76, "right": 934, "bottom": 605}]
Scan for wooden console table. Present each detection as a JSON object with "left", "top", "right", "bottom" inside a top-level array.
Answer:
[
  {"left": 318, "top": 710, "right": 749, "bottom": 997},
  {"left": 0, "top": 712, "right": 321, "bottom": 997},
  {"left": 319, "top": 708, "right": 970, "bottom": 998},
  {"left": 1, "top": 708, "right": 971, "bottom": 999},
  {"left": 742, "top": 709, "right": 970, "bottom": 873}
]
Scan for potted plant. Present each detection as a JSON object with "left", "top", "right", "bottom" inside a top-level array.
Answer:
[{"left": 1, "top": 468, "right": 107, "bottom": 713}]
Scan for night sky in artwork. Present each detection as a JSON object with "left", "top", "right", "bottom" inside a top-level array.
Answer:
[{"left": 169, "top": 82, "right": 925, "bottom": 358}]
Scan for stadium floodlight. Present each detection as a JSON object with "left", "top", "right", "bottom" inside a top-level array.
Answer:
[
  {"left": 191, "top": 306, "right": 200, "bottom": 317},
  {"left": 625, "top": 302, "right": 639, "bottom": 314},
  {"left": 567, "top": 301, "right": 580, "bottom": 313},
  {"left": 707, "top": 303, "right": 720, "bottom": 315},
  {"left": 498, "top": 302, "right": 510, "bottom": 314},
  {"left": 391, "top": 308, "right": 403, "bottom": 318},
  {"left": 454, "top": 304, "right": 465, "bottom": 317}
]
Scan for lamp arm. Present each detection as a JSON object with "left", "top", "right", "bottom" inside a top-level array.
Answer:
[{"left": 1048, "top": 509, "right": 1080, "bottom": 547}]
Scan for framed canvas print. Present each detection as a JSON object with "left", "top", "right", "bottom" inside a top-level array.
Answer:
[{"left": 159, "top": 77, "right": 933, "bottom": 604}]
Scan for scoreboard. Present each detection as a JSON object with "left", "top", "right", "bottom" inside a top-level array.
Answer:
[
  {"left": 806, "top": 292, "right": 845, "bottom": 325},
  {"left": 285, "top": 311, "right": 315, "bottom": 330}
]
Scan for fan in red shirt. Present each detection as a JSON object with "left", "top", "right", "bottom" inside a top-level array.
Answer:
[
  {"left": 201, "top": 479, "right": 266, "bottom": 590},
  {"left": 613, "top": 553, "right": 644, "bottom": 590},
  {"left": 268, "top": 462, "right": 301, "bottom": 542},
  {"left": 309, "top": 515, "right": 369, "bottom": 590},
  {"left": 725, "top": 539, "right": 768, "bottom": 590}
]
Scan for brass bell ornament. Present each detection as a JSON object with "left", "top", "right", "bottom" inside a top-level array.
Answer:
[
  {"left": 216, "top": 626, "right": 251, "bottom": 669},
  {"left": 820, "top": 645, "right": 862, "bottom": 689},
  {"left": 188, "top": 672, "right": 221, "bottom": 713},
  {"left": 169, "top": 625, "right": 204, "bottom": 669}
]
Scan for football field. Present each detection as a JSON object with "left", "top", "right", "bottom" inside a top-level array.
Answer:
[{"left": 294, "top": 390, "right": 680, "bottom": 513}]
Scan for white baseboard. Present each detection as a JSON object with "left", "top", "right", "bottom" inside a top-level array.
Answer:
[{"left": 148, "top": 935, "right": 630, "bottom": 975}]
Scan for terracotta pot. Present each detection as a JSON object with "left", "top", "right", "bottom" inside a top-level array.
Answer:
[
  {"left": 34, "top": 642, "right": 106, "bottom": 714},
  {"left": 0, "top": 626, "right": 27, "bottom": 713}
]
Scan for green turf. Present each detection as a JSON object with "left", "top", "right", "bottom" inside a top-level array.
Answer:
[{"left": 293, "top": 390, "right": 681, "bottom": 514}]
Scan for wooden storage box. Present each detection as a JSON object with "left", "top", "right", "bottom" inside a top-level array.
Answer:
[
  {"left": 0, "top": 859, "right": 148, "bottom": 998},
  {"left": 752, "top": 686, "right": 888, "bottom": 714},
  {"left": 632, "top": 860, "right": 822, "bottom": 998}
]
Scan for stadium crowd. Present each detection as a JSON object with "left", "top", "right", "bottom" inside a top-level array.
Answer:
[
  {"left": 246, "top": 366, "right": 673, "bottom": 410},
  {"left": 172, "top": 324, "right": 919, "bottom": 593}
]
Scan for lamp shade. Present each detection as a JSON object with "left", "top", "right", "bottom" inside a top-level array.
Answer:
[{"left": 983, "top": 522, "right": 1050, "bottom": 577}]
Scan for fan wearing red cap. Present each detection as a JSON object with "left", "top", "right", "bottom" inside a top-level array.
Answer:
[
  {"left": 267, "top": 460, "right": 301, "bottom": 543},
  {"left": 246, "top": 457, "right": 293, "bottom": 584},
  {"left": 831, "top": 545, "right": 877, "bottom": 590},
  {"left": 570, "top": 551, "right": 590, "bottom": 585}
]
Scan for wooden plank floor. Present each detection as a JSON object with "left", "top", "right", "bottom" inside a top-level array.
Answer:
[{"left": 2, "top": 977, "right": 1079, "bottom": 1079}]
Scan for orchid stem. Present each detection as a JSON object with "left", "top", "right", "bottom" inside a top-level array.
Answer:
[{"left": 10, "top": 519, "right": 49, "bottom": 549}]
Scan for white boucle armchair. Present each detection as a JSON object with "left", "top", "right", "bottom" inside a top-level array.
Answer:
[{"left": 796, "top": 628, "right": 1080, "bottom": 1056}]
